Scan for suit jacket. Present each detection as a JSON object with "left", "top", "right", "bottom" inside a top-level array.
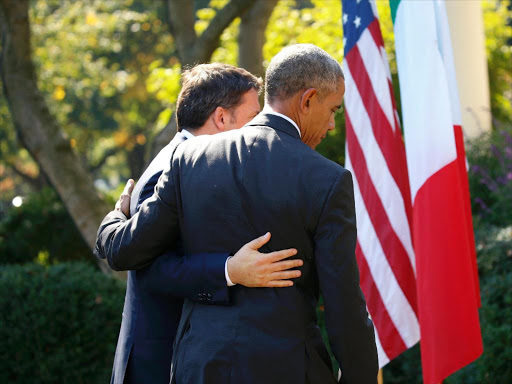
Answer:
[
  {"left": 96, "top": 114, "right": 378, "bottom": 384},
  {"left": 98, "top": 132, "right": 232, "bottom": 384}
]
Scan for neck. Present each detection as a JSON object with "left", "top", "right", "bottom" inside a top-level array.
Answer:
[
  {"left": 266, "top": 99, "right": 303, "bottom": 136},
  {"left": 186, "top": 121, "right": 217, "bottom": 137}
]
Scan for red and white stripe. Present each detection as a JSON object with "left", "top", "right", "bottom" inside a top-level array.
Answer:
[{"left": 343, "top": 7, "right": 420, "bottom": 367}]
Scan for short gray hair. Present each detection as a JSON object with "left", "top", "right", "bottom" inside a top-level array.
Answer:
[{"left": 265, "top": 44, "right": 344, "bottom": 103}]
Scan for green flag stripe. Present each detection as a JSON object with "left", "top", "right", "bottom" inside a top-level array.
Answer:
[{"left": 389, "top": 0, "right": 401, "bottom": 24}]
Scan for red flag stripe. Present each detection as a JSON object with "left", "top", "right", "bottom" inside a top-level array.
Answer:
[
  {"left": 356, "top": 242, "right": 408, "bottom": 360},
  {"left": 346, "top": 40, "right": 413, "bottom": 234},
  {"left": 346, "top": 112, "right": 418, "bottom": 316},
  {"left": 454, "top": 125, "right": 481, "bottom": 306},
  {"left": 368, "top": 16, "right": 385, "bottom": 49},
  {"left": 346, "top": 144, "right": 419, "bottom": 349}
]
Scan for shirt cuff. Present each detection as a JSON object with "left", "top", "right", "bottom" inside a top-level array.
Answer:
[{"left": 224, "top": 256, "right": 236, "bottom": 286}]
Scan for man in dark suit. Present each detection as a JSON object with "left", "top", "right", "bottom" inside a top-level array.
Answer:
[
  {"left": 99, "top": 63, "right": 303, "bottom": 384},
  {"left": 96, "top": 45, "right": 378, "bottom": 384}
]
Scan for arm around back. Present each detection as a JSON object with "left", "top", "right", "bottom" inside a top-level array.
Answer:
[
  {"left": 136, "top": 250, "right": 231, "bottom": 305},
  {"left": 94, "top": 160, "right": 181, "bottom": 271},
  {"left": 127, "top": 160, "right": 230, "bottom": 304}
]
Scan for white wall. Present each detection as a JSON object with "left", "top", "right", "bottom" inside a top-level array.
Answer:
[{"left": 445, "top": 0, "right": 491, "bottom": 138}]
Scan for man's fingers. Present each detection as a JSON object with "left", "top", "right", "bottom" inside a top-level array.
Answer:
[
  {"left": 269, "top": 258, "right": 303, "bottom": 273},
  {"left": 246, "top": 232, "right": 271, "bottom": 250},
  {"left": 122, "top": 179, "right": 135, "bottom": 196},
  {"left": 267, "top": 248, "right": 299, "bottom": 263},
  {"left": 269, "top": 270, "right": 302, "bottom": 281},
  {"left": 266, "top": 280, "right": 294, "bottom": 288}
]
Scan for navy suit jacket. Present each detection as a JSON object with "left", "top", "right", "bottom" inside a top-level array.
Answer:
[
  {"left": 101, "top": 132, "right": 232, "bottom": 384},
  {"left": 96, "top": 115, "right": 378, "bottom": 384}
]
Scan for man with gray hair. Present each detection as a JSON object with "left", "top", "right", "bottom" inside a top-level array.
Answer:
[{"left": 96, "top": 44, "right": 378, "bottom": 384}]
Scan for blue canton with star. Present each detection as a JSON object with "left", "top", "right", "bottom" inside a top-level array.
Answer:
[{"left": 342, "top": 0, "right": 376, "bottom": 55}]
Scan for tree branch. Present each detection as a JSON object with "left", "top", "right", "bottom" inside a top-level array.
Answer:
[
  {"left": 89, "top": 146, "right": 121, "bottom": 174},
  {"left": 150, "top": 111, "right": 177, "bottom": 163},
  {"left": 2, "top": 157, "right": 46, "bottom": 190},
  {"left": 193, "top": 0, "right": 256, "bottom": 64}
]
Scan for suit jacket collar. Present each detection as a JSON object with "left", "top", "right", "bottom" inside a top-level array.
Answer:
[{"left": 246, "top": 113, "right": 301, "bottom": 141}]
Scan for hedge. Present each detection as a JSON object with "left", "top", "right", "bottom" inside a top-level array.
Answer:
[{"left": 0, "top": 262, "right": 125, "bottom": 383}]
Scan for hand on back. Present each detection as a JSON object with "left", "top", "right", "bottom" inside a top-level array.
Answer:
[{"left": 229, "top": 232, "right": 302, "bottom": 288}]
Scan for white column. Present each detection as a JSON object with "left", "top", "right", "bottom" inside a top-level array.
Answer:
[{"left": 445, "top": 0, "right": 491, "bottom": 138}]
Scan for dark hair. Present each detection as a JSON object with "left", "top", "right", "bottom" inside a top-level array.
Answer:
[
  {"left": 176, "top": 63, "right": 262, "bottom": 131},
  {"left": 265, "top": 44, "right": 344, "bottom": 103}
]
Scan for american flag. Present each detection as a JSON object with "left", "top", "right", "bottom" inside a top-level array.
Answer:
[{"left": 341, "top": 0, "right": 420, "bottom": 366}]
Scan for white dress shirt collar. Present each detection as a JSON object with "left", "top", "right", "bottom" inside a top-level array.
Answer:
[
  {"left": 181, "top": 129, "right": 195, "bottom": 140},
  {"left": 262, "top": 106, "right": 301, "bottom": 138}
]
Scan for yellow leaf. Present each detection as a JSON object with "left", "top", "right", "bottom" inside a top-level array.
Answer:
[
  {"left": 136, "top": 134, "right": 146, "bottom": 145},
  {"left": 86, "top": 12, "right": 97, "bottom": 26},
  {"left": 113, "top": 131, "right": 130, "bottom": 146},
  {"left": 53, "top": 86, "right": 66, "bottom": 101}
]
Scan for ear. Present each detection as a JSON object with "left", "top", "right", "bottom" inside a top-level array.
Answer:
[
  {"left": 299, "top": 88, "right": 317, "bottom": 115},
  {"left": 211, "top": 106, "right": 227, "bottom": 132}
]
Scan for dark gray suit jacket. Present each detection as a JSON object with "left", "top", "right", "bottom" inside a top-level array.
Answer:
[{"left": 96, "top": 113, "right": 378, "bottom": 384}]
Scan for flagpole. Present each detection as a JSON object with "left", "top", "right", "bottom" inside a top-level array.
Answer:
[{"left": 378, "top": 369, "right": 383, "bottom": 384}]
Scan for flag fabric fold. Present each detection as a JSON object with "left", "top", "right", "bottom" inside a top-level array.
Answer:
[
  {"left": 341, "top": 0, "right": 420, "bottom": 368},
  {"left": 390, "top": 0, "right": 483, "bottom": 382}
]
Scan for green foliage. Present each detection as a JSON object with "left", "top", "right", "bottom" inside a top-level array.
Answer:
[
  {"left": 316, "top": 112, "right": 346, "bottom": 166},
  {"left": 382, "top": 343, "right": 422, "bottom": 384},
  {"left": 0, "top": 262, "right": 125, "bottom": 383},
  {"left": 483, "top": 0, "right": 512, "bottom": 124},
  {"left": 467, "top": 123, "right": 512, "bottom": 227},
  {"left": 29, "top": 0, "right": 173, "bottom": 182},
  {"left": 264, "top": 0, "right": 343, "bottom": 64},
  {"left": 316, "top": 296, "right": 340, "bottom": 376},
  {"left": 0, "top": 188, "right": 90, "bottom": 265}
]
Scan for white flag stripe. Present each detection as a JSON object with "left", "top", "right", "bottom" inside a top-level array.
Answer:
[
  {"left": 369, "top": 0, "right": 379, "bottom": 20},
  {"left": 372, "top": 318, "right": 391, "bottom": 368},
  {"left": 381, "top": 46, "right": 393, "bottom": 84},
  {"left": 394, "top": 1, "right": 458, "bottom": 201},
  {"left": 346, "top": 152, "right": 420, "bottom": 347},
  {"left": 344, "top": 63, "right": 416, "bottom": 271},
  {"left": 357, "top": 30, "right": 395, "bottom": 131}
]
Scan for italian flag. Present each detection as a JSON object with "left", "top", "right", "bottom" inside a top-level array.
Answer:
[{"left": 390, "top": 1, "right": 483, "bottom": 383}]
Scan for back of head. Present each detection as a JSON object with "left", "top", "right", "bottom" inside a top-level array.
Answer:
[
  {"left": 176, "top": 63, "right": 262, "bottom": 131},
  {"left": 265, "top": 44, "right": 344, "bottom": 103}
]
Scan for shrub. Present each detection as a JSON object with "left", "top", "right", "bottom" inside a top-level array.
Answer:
[
  {"left": 0, "top": 188, "right": 91, "bottom": 265},
  {"left": 467, "top": 125, "right": 512, "bottom": 228},
  {"left": 446, "top": 225, "right": 512, "bottom": 383},
  {"left": 383, "top": 225, "right": 512, "bottom": 383},
  {"left": 0, "top": 262, "right": 125, "bottom": 383}
]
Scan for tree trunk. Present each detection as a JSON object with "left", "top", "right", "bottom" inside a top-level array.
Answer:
[
  {"left": 238, "top": 0, "right": 278, "bottom": 78},
  {"left": 151, "top": 0, "right": 257, "bottom": 158},
  {"left": 0, "top": 0, "right": 113, "bottom": 274}
]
